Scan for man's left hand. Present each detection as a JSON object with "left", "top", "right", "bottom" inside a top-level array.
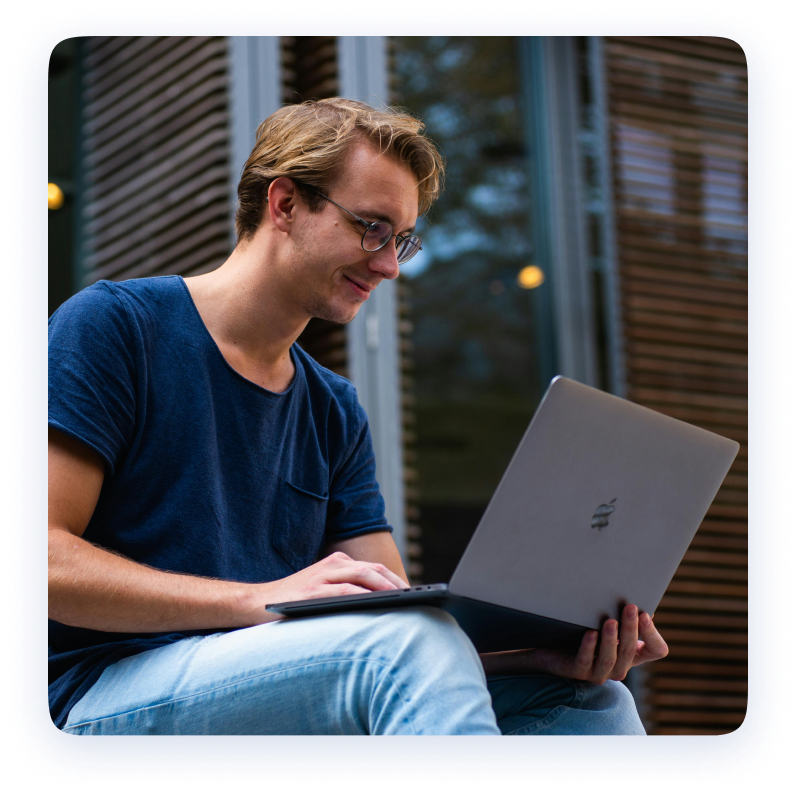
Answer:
[{"left": 479, "top": 604, "right": 669, "bottom": 683}]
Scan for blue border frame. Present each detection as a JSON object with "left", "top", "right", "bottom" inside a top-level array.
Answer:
[{"left": 6, "top": 6, "right": 790, "bottom": 787}]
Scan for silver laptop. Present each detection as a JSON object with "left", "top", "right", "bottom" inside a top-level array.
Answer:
[{"left": 266, "top": 376, "right": 740, "bottom": 652}]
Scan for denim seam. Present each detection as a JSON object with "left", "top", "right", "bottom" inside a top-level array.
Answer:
[
  {"left": 498, "top": 677, "right": 581, "bottom": 736},
  {"left": 569, "top": 680, "right": 587, "bottom": 710},
  {"left": 64, "top": 655, "right": 417, "bottom": 734},
  {"left": 503, "top": 703, "right": 571, "bottom": 735}
]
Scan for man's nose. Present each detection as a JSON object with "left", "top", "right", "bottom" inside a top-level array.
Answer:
[{"left": 367, "top": 241, "right": 401, "bottom": 281}]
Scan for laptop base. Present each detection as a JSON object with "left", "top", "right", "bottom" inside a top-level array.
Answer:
[{"left": 267, "top": 587, "right": 589, "bottom": 653}]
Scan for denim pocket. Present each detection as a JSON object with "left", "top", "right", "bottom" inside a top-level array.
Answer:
[{"left": 272, "top": 478, "right": 329, "bottom": 573}]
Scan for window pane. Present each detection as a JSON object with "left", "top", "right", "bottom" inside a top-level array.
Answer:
[{"left": 391, "top": 37, "right": 547, "bottom": 583}]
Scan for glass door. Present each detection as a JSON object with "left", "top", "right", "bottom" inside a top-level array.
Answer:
[{"left": 391, "top": 37, "right": 550, "bottom": 583}]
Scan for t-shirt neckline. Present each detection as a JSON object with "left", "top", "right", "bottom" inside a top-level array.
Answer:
[{"left": 175, "top": 275, "right": 302, "bottom": 398}]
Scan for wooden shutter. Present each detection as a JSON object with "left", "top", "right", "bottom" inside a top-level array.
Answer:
[
  {"left": 605, "top": 36, "right": 747, "bottom": 734},
  {"left": 78, "top": 37, "right": 232, "bottom": 286},
  {"left": 281, "top": 37, "right": 339, "bottom": 106},
  {"left": 396, "top": 279, "right": 422, "bottom": 577},
  {"left": 382, "top": 40, "right": 422, "bottom": 580},
  {"left": 279, "top": 37, "right": 349, "bottom": 380}
]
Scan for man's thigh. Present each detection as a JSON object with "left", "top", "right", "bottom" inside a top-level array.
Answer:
[{"left": 63, "top": 607, "right": 497, "bottom": 735}]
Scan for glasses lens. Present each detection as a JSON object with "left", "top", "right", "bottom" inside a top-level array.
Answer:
[
  {"left": 362, "top": 222, "right": 393, "bottom": 252},
  {"left": 396, "top": 236, "right": 421, "bottom": 264}
]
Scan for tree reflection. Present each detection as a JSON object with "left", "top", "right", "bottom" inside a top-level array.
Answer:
[{"left": 392, "top": 37, "right": 543, "bottom": 576}]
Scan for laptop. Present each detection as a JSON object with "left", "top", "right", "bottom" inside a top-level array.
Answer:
[{"left": 266, "top": 376, "right": 740, "bottom": 653}]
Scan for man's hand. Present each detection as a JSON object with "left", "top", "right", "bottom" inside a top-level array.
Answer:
[
  {"left": 479, "top": 604, "right": 669, "bottom": 683},
  {"left": 262, "top": 550, "right": 409, "bottom": 617}
]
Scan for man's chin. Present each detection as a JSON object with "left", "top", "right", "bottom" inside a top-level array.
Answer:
[{"left": 308, "top": 301, "right": 362, "bottom": 326}]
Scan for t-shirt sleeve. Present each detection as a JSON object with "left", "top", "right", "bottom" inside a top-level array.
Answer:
[
  {"left": 48, "top": 283, "right": 138, "bottom": 476},
  {"left": 325, "top": 394, "right": 393, "bottom": 540}
]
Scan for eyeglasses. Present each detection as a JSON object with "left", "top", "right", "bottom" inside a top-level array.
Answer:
[{"left": 310, "top": 188, "right": 422, "bottom": 265}]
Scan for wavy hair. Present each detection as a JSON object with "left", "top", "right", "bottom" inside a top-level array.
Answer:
[{"left": 234, "top": 97, "right": 445, "bottom": 244}]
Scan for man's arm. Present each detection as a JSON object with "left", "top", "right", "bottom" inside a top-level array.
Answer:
[{"left": 49, "top": 428, "right": 407, "bottom": 634}]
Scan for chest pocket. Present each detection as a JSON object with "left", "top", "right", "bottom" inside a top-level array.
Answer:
[{"left": 272, "top": 478, "right": 329, "bottom": 573}]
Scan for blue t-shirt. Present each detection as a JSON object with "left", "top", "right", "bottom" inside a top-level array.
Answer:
[{"left": 48, "top": 275, "right": 391, "bottom": 728}]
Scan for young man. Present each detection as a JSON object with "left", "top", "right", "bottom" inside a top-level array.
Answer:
[{"left": 48, "top": 98, "right": 667, "bottom": 735}]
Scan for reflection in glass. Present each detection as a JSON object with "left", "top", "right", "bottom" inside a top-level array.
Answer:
[{"left": 392, "top": 37, "right": 545, "bottom": 582}]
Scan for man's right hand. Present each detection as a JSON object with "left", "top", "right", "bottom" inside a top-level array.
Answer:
[{"left": 261, "top": 550, "right": 409, "bottom": 617}]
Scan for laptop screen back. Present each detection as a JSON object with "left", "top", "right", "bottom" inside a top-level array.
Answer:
[{"left": 449, "top": 377, "right": 739, "bottom": 629}]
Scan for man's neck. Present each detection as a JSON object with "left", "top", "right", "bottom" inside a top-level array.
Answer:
[{"left": 184, "top": 241, "right": 308, "bottom": 393}]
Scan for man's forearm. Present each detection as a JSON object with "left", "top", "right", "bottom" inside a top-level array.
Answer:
[
  {"left": 48, "top": 528, "right": 407, "bottom": 635},
  {"left": 48, "top": 528, "right": 268, "bottom": 633}
]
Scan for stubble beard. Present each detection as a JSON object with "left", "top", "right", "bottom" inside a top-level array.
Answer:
[
  {"left": 292, "top": 228, "right": 362, "bottom": 325},
  {"left": 303, "top": 283, "right": 362, "bottom": 326}
]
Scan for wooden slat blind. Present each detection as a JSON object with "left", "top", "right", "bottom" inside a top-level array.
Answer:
[
  {"left": 385, "top": 39, "right": 423, "bottom": 580},
  {"left": 281, "top": 37, "right": 339, "bottom": 106},
  {"left": 78, "top": 37, "right": 232, "bottom": 285},
  {"left": 280, "top": 37, "right": 350, "bottom": 381},
  {"left": 605, "top": 36, "right": 747, "bottom": 734},
  {"left": 397, "top": 280, "right": 422, "bottom": 576}
]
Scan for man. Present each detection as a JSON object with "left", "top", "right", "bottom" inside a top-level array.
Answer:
[{"left": 48, "top": 97, "right": 667, "bottom": 735}]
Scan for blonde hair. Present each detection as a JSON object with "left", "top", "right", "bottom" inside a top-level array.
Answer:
[{"left": 234, "top": 97, "right": 445, "bottom": 244}]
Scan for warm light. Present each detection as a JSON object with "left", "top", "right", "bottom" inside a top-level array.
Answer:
[
  {"left": 517, "top": 265, "right": 544, "bottom": 290},
  {"left": 48, "top": 182, "right": 64, "bottom": 210}
]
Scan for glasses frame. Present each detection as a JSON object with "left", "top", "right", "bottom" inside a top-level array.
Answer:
[{"left": 308, "top": 188, "right": 422, "bottom": 265}]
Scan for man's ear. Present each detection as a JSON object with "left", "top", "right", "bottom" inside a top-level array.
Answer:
[{"left": 267, "top": 177, "right": 299, "bottom": 233}]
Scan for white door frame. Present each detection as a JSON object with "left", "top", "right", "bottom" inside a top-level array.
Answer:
[{"left": 338, "top": 36, "right": 407, "bottom": 561}]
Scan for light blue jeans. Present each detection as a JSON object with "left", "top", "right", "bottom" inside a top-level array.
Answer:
[{"left": 62, "top": 607, "right": 645, "bottom": 735}]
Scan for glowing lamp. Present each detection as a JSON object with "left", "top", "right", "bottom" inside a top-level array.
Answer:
[
  {"left": 48, "top": 182, "right": 65, "bottom": 210},
  {"left": 517, "top": 265, "right": 544, "bottom": 290}
]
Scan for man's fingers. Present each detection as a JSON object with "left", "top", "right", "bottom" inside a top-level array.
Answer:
[
  {"left": 319, "top": 552, "right": 408, "bottom": 590},
  {"left": 613, "top": 604, "right": 639, "bottom": 679},
  {"left": 372, "top": 563, "right": 410, "bottom": 590},
  {"left": 302, "top": 582, "right": 370, "bottom": 600},
  {"left": 636, "top": 612, "right": 669, "bottom": 662},
  {"left": 359, "top": 560, "right": 408, "bottom": 591},
  {"left": 332, "top": 583, "right": 371, "bottom": 596},
  {"left": 324, "top": 562, "right": 403, "bottom": 593},
  {"left": 574, "top": 630, "right": 599, "bottom": 676},
  {"left": 592, "top": 619, "right": 619, "bottom": 683}
]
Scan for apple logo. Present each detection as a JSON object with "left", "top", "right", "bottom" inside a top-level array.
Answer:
[{"left": 591, "top": 498, "right": 617, "bottom": 530}]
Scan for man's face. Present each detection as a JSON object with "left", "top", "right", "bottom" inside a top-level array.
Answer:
[{"left": 287, "top": 141, "right": 420, "bottom": 325}]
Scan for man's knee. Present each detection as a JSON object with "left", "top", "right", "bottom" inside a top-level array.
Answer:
[
  {"left": 375, "top": 606, "right": 474, "bottom": 650},
  {"left": 604, "top": 680, "right": 638, "bottom": 711},
  {"left": 384, "top": 605, "right": 465, "bottom": 634},
  {"left": 363, "top": 606, "right": 483, "bottom": 676},
  {"left": 585, "top": 679, "right": 646, "bottom": 735}
]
